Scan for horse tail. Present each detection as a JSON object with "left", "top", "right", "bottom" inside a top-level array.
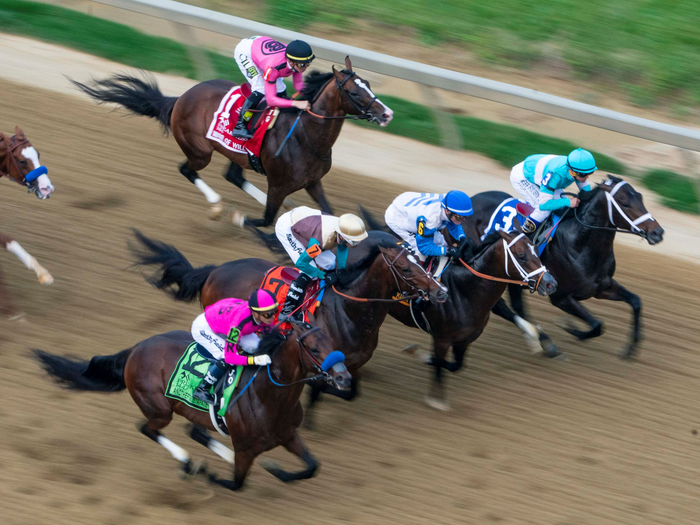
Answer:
[
  {"left": 130, "top": 229, "right": 215, "bottom": 302},
  {"left": 357, "top": 205, "right": 390, "bottom": 233},
  {"left": 248, "top": 225, "right": 286, "bottom": 256},
  {"left": 34, "top": 348, "right": 132, "bottom": 392},
  {"left": 70, "top": 74, "right": 177, "bottom": 134}
]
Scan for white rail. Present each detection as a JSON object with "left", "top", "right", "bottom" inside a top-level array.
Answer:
[{"left": 91, "top": 0, "right": 700, "bottom": 151}]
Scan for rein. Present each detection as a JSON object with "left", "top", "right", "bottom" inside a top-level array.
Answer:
[
  {"left": 0, "top": 137, "right": 28, "bottom": 182},
  {"left": 265, "top": 325, "right": 334, "bottom": 387},
  {"left": 305, "top": 72, "right": 375, "bottom": 121}
]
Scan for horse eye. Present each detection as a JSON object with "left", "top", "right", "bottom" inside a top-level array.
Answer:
[
  {"left": 311, "top": 347, "right": 320, "bottom": 355},
  {"left": 19, "top": 159, "right": 28, "bottom": 166},
  {"left": 402, "top": 266, "right": 411, "bottom": 273}
]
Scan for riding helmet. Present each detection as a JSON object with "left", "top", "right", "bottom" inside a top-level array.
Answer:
[
  {"left": 336, "top": 213, "right": 368, "bottom": 243},
  {"left": 248, "top": 289, "right": 279, "bottom": 312},
  {"left": 567, "top": 148, "right": 597, "bottom": 174},
  {"left": 285, "top": 40, "right": 315, "bottom": 63},
  {"left": 442, "top": 190, "right": 474, "bottom": 217}
]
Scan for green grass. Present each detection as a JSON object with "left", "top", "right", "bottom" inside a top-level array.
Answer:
[
  {"left": 0, "top": 0, "right": 243, "bottom": 82},
  {"left": 265, "top": 0, "right": 700, "bottom": 109},
  {"left": 642, "top": 170, "right": 700, "bottom": 214},
  {"left": 355, "top": 95, "right": 626, "bottom": 174}
]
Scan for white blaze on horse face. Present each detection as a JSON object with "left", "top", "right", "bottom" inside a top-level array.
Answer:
[
  {"left": 353, "top": 78, "right": 394, "bottom": 126},
  {"left": 21, "top": 146, "right": 40, "bottom": 170},
  {"left": 21, "top": 146, "right": 54, "bottom": 198},
  {"left": 529, "top": 243, "right": 537, "bottom": 257}
]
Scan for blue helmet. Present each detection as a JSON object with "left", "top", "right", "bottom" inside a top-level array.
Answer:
[
  {"left": 442, "top": 190, "right": 473, "bottom": 217},
  {"left": 567, "top": 148, "right": 597, "bottom": 175}
]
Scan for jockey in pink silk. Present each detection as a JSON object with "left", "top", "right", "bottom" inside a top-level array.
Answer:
[
  {"left": 191, "top": 289, "right": 279, "bottom": 405},
  {"left": 232, "top": 37, "right": 316, "bottom": 139}
]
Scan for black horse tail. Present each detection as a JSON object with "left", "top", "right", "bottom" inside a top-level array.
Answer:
[
  {"left": 357, "top": 205, "right": 390, "bottom": 233},
  {"left": 130, "top": 229, "right": 216, "bottom": 302},
  {"left": 34, "top": 348, "right": 132, "bottom": 392},
  {"left": 70, "top": 73, "right": 177, "bottom": 134},
  {"left": 248, "top": 225, "right": 287, "bottom": 256}
]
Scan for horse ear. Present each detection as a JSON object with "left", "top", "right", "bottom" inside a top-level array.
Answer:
[
  {"left": 344, "top": 56, "right": 353, "bottom": 71},
  {"left": 332, "top": 64, "right": 343, "bottom": 81},
  {"left": 14, "top": 126, "right": 25, "bottom": 139},
  {"left": 512, "top": 217, "right": 524, "bottom": 233}
]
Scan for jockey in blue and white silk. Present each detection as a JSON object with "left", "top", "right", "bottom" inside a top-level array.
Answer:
[
  {"left": 510, "top": 148, "right": 597, "bottom": 232},
  {"left": 385, "top": 191, "right": 473, "bottom": 277}
]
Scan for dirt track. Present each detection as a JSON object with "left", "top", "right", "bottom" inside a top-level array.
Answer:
[{"left": 2, "top": 78, "right": 700, "bottom": 525}]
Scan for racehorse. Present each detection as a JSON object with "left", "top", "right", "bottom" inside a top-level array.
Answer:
[
  {"left": 388, "top": 225, "right": 557, "bottom": 410},
  {"left": 463, "top": 176, "right": 664, "bottom": 359},
  {"left": 1, "top": 127, "right": 54, "bottom": 318},
  {"left": 35, "top": 320, "right": 352, "bottom": 491},
  {"left": 71, "top": 57, "right": 393, "bottom": 225},
  {"left": 131, "top": 230, "right": 447, "bottom": 426}
]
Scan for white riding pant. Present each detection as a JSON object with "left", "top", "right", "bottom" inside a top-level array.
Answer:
[
  {"left": 275, "top": 211, "right": 337, "bottom": 274},
  {"left": 510, "top": 162, "right": 562, "bottom": 223},
  {"left": 235, "top": 37, "right": 286, "bottom": 95},
  {"left": 191, "top": 313, "right": 260, "bottom": 361}
]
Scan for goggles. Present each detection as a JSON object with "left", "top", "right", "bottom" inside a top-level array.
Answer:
[{"left": 253, "top": 309, "right": 277, "bottom": 319}]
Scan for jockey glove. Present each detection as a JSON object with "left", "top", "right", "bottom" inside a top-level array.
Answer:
[
  {"left": 446, "top": 246, "right": 461, "bottom": 259},
  {"left": 324, "top": 271, "right": 339, "bottom": 286}
]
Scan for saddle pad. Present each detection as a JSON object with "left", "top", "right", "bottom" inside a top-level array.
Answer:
[
  {"left": 165, "top": 342, "right": 243, "bottom": 414},
  {"left": 481, "top": 198, "right": 521, "bottom": 240},
  {"left": 205, "top": 86, "right": 277, "bottom": 157},
  {"left": 260, "top": 266, "right": 322, "bottom": 323}
]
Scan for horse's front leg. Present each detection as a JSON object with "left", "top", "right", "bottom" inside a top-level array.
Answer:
[
  {"left": 260, "top": 430, "right": 319, "bottom": 483},
  {"left": 551, "top": 294, "right": 603, "bottom": 340},
  {"left": 425, "top": 340, "right": 451, "bottom": 411},
  {"left": 244, "top": 185, "right": 287, "bottom": 227},
  {"left": 595, "top": 279, "right": 642, "bottom": 359},
  {"left": 208, "top": 448, "right": 255, "bottom": 491},
  {"left": 492, "top": 297, "right": 559, "bottom": 357},
  {"left": 1, "top": 233, "right": 53, "bottom": 285},
  {"left": 305, "top": 180, "right": 333, "bottom": 215}
]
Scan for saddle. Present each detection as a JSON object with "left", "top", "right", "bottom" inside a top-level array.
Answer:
[{"left": 260, "top": 266, "right": 323, "bottom": 323}]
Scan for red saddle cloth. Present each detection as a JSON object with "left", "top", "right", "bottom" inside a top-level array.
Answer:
[
  {"left": 205, "top": 85, "right": 277, "bottom": 157},
  {"left": 260, "top": 266, "right": 321, "bottom": 323}
]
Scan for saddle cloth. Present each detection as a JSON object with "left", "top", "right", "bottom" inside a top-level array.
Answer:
[
  {"left": 205, "top": 85, "right": 279, "bottom": 157},
  {"left": 260, "top": 266, "right": 322, "bottom": 323}
]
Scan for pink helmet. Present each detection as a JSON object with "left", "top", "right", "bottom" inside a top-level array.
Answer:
[{"left": 248, "top": 288, "right": 279, "bottom": 313}]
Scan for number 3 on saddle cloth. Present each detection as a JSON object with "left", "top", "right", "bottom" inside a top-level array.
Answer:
[
  {"left": 205, "top": 83, "right": 280, "bottom": 174},
  {"left": 482, "top": 198, "right": 563, "bottom": 256},
  {"left": 261, "top": 266, "right": 323, "bottom": 323}
]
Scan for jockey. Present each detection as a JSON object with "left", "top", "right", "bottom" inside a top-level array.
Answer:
[
  {"left": 275, "top": 206, "right": 368, "bottom": 321},
  {"left": 384, "top": 191, "right": 473, "bottom": 277},
  {"left": 233, "top": 36, "right": 315, "bottom": 139},
  {"left": 510, "top": 148, "right": 597, "bottom": 233},
  {"left": 191, "top": 289, "right": 279, "bottom": 405}
]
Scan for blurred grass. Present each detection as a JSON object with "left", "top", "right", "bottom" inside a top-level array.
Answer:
[
  {"left": 0, "top": 0, "right": 243, "bottom": 81},
  {"left": 266, "top": 0, "right": 700, "bottom": 110},
  {"left": 354, "top": 95, "right": 626, "bottom": 174},
  {"left": 642, "top": 170, "right": 700, "bottom": 214}
]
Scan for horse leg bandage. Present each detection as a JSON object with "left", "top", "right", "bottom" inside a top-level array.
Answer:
[{"left": 5, "top": 241, "right": 53, "bottom": 284}]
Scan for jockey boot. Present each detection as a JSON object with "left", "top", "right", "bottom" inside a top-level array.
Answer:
[
  {"left": 522, "top": 217, "right": 540, "bottom": 239},
  {"left": 193, "top": 361, "right": 227, "bottom": 405},
  {"left": 279, "top": 273, "right": 312, "bottom": 322},
  {"left": 232, "top": 91, "right": 263, "bottom": 140}
]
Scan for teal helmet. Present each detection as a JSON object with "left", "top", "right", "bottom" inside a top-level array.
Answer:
[{"left": 567, "top": 148, "right": 597, "bottom": 175}]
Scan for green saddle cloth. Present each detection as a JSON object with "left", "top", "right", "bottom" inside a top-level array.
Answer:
[{"left": 165, "top": 342, "right": 243, "bottom": 417}]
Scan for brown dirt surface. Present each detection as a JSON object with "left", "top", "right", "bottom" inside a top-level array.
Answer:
[{"left": 1, "top": 77, "right": 700, "bottom": 525}]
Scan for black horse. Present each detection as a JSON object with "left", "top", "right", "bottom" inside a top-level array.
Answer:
[{"left": 462, "top": 175, "right": 664, "bottom": 358}]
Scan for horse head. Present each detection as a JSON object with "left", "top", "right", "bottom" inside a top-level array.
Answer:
[
  {"left": 290, "top": 314, "right": 352, "bottom": 390},
  {"left": 376, "top": 243, "right": 448, "bottom": 303},
  {"left": 497, "top": 222, "right": 557, "bottom": 296},
  {"left": 332, "top": 57, "right": 394, "bottom": 127},
  {"left": 0, "top": 127, "right": 54, "bottom": 199},
  {"left": 593, "top": 176, "right": 664, "bottom": 245}
]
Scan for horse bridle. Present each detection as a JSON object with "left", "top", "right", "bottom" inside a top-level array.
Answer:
[
  {"left": 459, "top": 233, "right": 547, "bottom": 293},
  {"left": 573, "top": 181, "right": 655, "bottom": 238},
  {"left": 0, "top": 136, "right": 47, "bottom": 190}
]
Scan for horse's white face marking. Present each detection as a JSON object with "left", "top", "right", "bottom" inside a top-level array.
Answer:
[
  {"left": 529, "top": 244, "right": 537, "bottom": 256},
  {"left": 20, "top": 146, "right": 53, "bottom": 198},
  {"left": 21, "top": 146, "right": 40, "bottom": 170},
  {"left": 353, "top": 78, "right": 394, "bottom": 126},
  {"left": 407, "top": 254, "right": 418, "bottom": 265}
]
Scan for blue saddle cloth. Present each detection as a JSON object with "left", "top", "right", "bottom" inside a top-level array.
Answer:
[{"left": 481, "top": 198, "right": 522, "bottom": 240}]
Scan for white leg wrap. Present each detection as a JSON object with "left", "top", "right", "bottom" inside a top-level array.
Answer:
[
  {"left": 156, "top": 435, "right": 190, "bottom": 463},
  {"left": 6, "top": 241, "right": 51, "bottom": 282},
  {"left": 208, "top": 438, "right": 235, "bottom": 464},
  {"left": 194, "top": 178, "right": 222, "bottom": 204},
  {"left": 241, "top": 181, "right": 267, "bottom": 206},
  {"left": 515, "top": 315, "right": 542, "bottom": 353}
]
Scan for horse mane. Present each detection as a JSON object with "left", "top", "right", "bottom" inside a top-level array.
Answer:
[
  {"left": 256, "top": 327, "right": 288, "bottom": 357},
  {"left": 334, "top": 231, "right": 398, "bottom": 288},
  {"left": 296, "top": 69, "right": 351, "bottom": 102},
  {"left": 466, "top": 231, "right": 502, "bottom": 263}
]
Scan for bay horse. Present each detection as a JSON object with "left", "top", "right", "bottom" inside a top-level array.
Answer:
[
  {"left": 1, "top": 127, "right": 54, "bottom": 318},
  {"left": 463, "top": 175, "right": 664, "bottom": 359},
  {"left": 35, "top": 320, "right": 352, "bottom": 491},
  {"left": 131, "top": 230, "right": 447, "bottom": 426},
  {"left": 71, "top": 57, "right": 393, "bottom": 225}
]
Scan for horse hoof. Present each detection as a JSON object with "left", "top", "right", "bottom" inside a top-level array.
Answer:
[
  {"left": 7, "top": 312, "right": 27, "bottom": 322},
  {"left": 401, "top": 344, "right": 422, "bottom": 355},
  {"left": 209, "top": 202, "right": 224, "bottom": 220},
  {"left": 523, "top": 333, "right": 543, "bottom": 354},
  {"left": 179, "top": 459, "right": 206, "bottom": 480},
  {"left": 401, "top": 345, "right": 432, "bottom": 364},
  {"left": 38, "top": 272, "right": 53, "bottom": 285},
  {"left": 620, "top": 346, "right": 637, "bottom": 360},
  {"left": 231, "top": 210, "right": 247, "bottom": 228},
  {"left": 424, "top": 395, "right": 450, "bottom": 412}
]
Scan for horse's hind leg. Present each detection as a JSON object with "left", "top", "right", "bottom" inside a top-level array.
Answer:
[
  {"left": 188, "top": 424, "right": 234, "bottom": 464},
  {"left": 552, "top": 294, "right": 603, "bottom": 341},
  {"left": 223, "top": 162, "right": 267, "bottom": 206},
  {"left": 305, "top": 180, "right": 333, "bottom": 214},
  {"left": 260, "top": 431, "right": 319, "bottom": 483},
  {"left": 595, "top": 279, "right": 642, "bottom": 359}
]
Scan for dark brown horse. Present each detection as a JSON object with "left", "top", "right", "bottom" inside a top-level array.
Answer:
[
  {"left": 387, "top": 226, "right": 556, "bottom": 410},
  {"left": 463, "top": 176, "right": 665, "bottom": 358},
  {"left": 1, "top": 127, "right": 54, "bottom": 318},
  {"left": 35, "top": 320, "right": 351, "bottom": 491},
  {"left": 131, "top": 230, "right": 447, "bottom": 425},
  {"left": 71, "top": 57, "right": 393, "bottom": 225}
]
